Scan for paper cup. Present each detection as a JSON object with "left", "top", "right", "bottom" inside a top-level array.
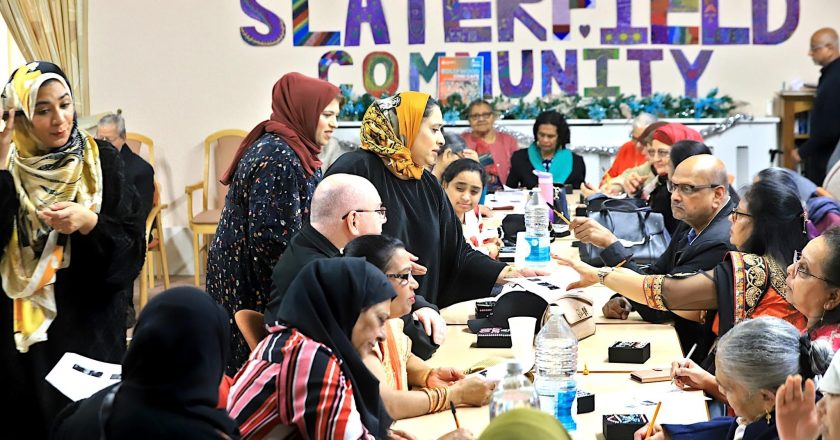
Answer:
[{"left": 508, "top": 316, "right": 537, "bottom": 369}]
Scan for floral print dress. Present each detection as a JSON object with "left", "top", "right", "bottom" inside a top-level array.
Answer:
[{"left": 206, "top": 132, "right": 320, "bottom": 375}]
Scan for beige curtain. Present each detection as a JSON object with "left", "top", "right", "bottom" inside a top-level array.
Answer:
[{"left": 0, "top": 0, "right": 89, "bottom": 115}]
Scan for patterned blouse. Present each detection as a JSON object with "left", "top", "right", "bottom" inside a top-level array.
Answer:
[
  {"left": 206, "top": 132, "right": 320, "bottom": 375},
  {"left": 226, "top": 326, "right": 373, "bottom": 440}
]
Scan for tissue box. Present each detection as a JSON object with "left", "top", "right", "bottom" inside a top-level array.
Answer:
[
  {"left": 475, "top": 301, "right": 495, "bottom": 319},
  {"left": 576, "top": 389, "right": 595, "bottom": 414},
  {"left": 608, "top": 341, "right": 651, "bottom": 364},
  {"left": 603, "top": 414, "right": 648, "bottom": 440},
  {"left": 475, "top": 327, "right": 511, "bottom": 348}
]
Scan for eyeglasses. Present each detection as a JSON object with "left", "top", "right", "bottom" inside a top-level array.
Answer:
[
  {"left": 793, "top": 250, "right": 838, "bottom": 285},
  {"left": 793, "top": 250, "right": 840, "bottom": 285},
  {"left": 666, "top": 181, "right": 723, "bottom": 195},
  {"left": 385, "top": 272, "right": 413, "bottom": 286},
  {"left": 341, "top": 207, "right": 387, "bottom": 221},
  {"left": 728, "top": 207, "right": 753, "bottom": 222},
  {"left": 645, "top": 148, "right": 670, "bottom": 158},
  {"left": 468, "top": 112, "right": 494, "bottom": 121}
]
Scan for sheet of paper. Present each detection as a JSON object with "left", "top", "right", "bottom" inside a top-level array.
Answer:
[
  {"left": 596, "top": 382, "right": 711, "bottom": 425},
  {"left": 45, "top": 352, "right": 122, "bottom": 402},
  {"left": 502, "top": 268, "right": 582, "bottom": 304}
]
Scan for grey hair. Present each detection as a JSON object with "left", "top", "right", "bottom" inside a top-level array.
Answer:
[
  {"left": 97, "top": 110, "right": 126, "bottom": 138},
  {"left": 632, "top": 112, "right": 658, "bottom": 130},
  {"left": 716, "top": 317, "right": 833, "bottom": 395}
]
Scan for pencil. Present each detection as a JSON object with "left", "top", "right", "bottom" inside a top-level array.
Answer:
[
  {"left": 615, "top": 259, "right": 627, "bottom": 268},
  {"left": 644, "top": 401, "right": 663, "bottom": 439},
  {"left": 545, "top": 202, "right": 571, "bottom": 225},
  {"left": 671, "top": 343, "right": 698, "bottom": 386},
  {"left": 449, "top": 401, "right": 460, "bottom": 429}
]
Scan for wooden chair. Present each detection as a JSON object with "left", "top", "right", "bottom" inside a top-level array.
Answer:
[
  {"left": 234, "top": 309, "right": 268, "bottom": 351},
  {"left": 125, "top": 132, "right": 170, "bottom": 311},
  {"left": 185, "top": 129, "right": 248, "bottom": 286}
]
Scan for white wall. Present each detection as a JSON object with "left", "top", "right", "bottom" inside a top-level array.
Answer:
[{"left": 86, "top": 0, "right": 840, "bottom": 273}]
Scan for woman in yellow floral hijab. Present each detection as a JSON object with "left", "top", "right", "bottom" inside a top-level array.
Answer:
[{"left": 0, "top": 61, "right": 145, "bottom": 438}]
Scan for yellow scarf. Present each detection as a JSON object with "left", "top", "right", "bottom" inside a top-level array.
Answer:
[
  {"left": 359, "top": 91, "right": 429, "bottom": 180},
  {"left": 0, "top": 62, "right": 103, "bottom": 352}
]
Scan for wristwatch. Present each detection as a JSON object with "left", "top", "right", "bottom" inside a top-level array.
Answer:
[{"left": 597, "top": 266, "right": 615, "bottom": 284}]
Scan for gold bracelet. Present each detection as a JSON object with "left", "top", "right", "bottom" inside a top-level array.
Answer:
[
  {"left": 421, "top": 387, "right": 435, "bottom": 414},
  {"left": 420, "top": 368, "right": 435, "bottom": 388}
]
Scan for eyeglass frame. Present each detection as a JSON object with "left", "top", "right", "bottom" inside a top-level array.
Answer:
[
  {"left": 728, "top": 207, "right": 753, "bottom": 222},
  {"left": 666, "top": 180, "right": 724, "bottom": 195},
  {"left": 468, "top": 111, "right": 494, "bottom": 121},
  {"left": 645, "top": 148, "right": 671, "bottom": 158},
  {"left": 793, "top": 250, "right": 839, "bottom": 286},
  {"left": 340, "top": 206, "right": 387, "bottom": 220},
  {"left": 385, "top": 272, "right": 413, "bottom": 286}
]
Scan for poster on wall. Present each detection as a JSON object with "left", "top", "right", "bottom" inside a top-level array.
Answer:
[{"left": 437, "top": 56, "right": 484, "bottom": 103}]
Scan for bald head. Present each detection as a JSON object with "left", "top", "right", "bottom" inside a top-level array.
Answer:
[
  {"left": 810, "top": 28, "right": 840, "bottom": 66},
  {"left": 310, "top": 174, "right": 381, "bottom": 226},
  {"left": 675, "top": 154, "right": 728, "bottom": 187}
]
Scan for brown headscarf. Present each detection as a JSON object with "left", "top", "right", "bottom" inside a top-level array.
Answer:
[
  {"left": 359, "top": 91, "right": 431, "bottom": 180},
  {"left": 221, "top": 72, "right": 339, "bottom": 183}
]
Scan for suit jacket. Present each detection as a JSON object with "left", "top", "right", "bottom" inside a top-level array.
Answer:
[
  {"left": 664, "top": 415, "right": 779, "bottom": 440},
  {"left": 600, "top": 197, "right": 738, "bottom": 361},
  {"left": 264, "top": 223, "right": 440, "bottom": 359}
]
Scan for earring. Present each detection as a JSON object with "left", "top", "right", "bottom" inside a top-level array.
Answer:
[{"left": 765, "top": 408, "right": 772, "bottom": 425}]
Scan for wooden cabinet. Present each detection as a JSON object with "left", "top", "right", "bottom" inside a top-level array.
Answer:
[{"left": 776, "top": 91, "right": 815, "bottom": 169}]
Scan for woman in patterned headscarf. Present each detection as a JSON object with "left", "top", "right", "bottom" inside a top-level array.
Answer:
[
  {"left": 326, "top": 92, "right": 545, "bottom": 360},
  {"left": 0, "top": 61, "right": 144, "bottom": 438},
  {"left": 205, "top": 72, "right": 342, "bottom": 375}
]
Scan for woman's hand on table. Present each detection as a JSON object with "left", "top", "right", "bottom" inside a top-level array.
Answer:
[
  {"left": 634, "top": 424, "right": 669, "bottom": 440},
  {"left": 551, "top": 255, "right": 598, "bottom": 289},
  {"left": 427, "top": 367, "right": 465, "bottom": 387},
  {"left": 438, "top": 428, "right": 476, "bottom": 440},
  {"left": 450, "top": 376, "right": 495, "bottom": 407},
  {"left": 670, "top": 358, "right": 714, "bottom": 391}
]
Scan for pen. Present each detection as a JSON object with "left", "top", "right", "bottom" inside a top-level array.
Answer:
[
  {"left": 643, "top": 401, "right": 663, "bottom": 439},
  {"left": 449, "top": 401, "right": 461, "bottom": 429},
  {"left": 671, "top": 343, "right": 698, "bottom": 386},
  {"left": 545, "top": 202, "right": 571, "bottom": 225}
]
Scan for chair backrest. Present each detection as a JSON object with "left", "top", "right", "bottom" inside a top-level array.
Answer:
[
  {"left": 203, "top": 129, "right": 248, "bottom": 210},
  {"left": 234, "top": 309, "right": 268, "bottom": 351},
  {"left": 825, "top": 158, "right": 840, "bottom": 199},
  {"left": 125, "top": 132, "right": 156, "bottom": 168}
]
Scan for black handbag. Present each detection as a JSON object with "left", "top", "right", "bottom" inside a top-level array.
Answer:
[{"left": 578, "top": 196, "right": 671, "bottom": 267}]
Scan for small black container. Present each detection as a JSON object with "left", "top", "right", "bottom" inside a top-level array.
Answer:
[
  {"left": 475, "top": 327, "right": 511, "bottom": 348},
  {"left": 608, "top": 341, "right": 651, "bottom": 363},
  {"left": 576, "top": 389, "right": 595, "bottom": 414},
  {"left": 603, "top": 414, "right": 648, "bottom": 439}
]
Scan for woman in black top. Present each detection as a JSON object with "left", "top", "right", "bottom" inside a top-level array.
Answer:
[{"left": 506, "top": 111, "right": 585, "bottom": 189}]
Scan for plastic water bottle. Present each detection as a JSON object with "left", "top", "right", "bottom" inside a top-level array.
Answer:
[
  {"left": 488, "top": 361, "right": 539, "bottom": 419},
  {"left": 534, "top": 308, "right": 578, "bottom": 432},
  {"left": 524, "top": 190, "right": 551, "bottom": 267}
]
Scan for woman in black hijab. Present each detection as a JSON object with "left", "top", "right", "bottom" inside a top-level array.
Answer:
[
  {"left": 227, "top": 258, "right": 396, "bottom": 439},
  {"left": 50, "top": 286, "right": 239, "bottom": 439}
]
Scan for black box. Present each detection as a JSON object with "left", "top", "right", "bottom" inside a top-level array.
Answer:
[
  {"left": 575, "top": 206, "right": 588, "bottom": 217},
  {"left": 476, "top": 327, "right": 511, "bottom": 348},
  {"left": 608, "top": 341, "right": 651, "bottom": 363},
  {"left": 475, "top": 301, "right": 495, "bottom": 319},
  {"left": 576, "top": 389, "right": 594, "bottom": 414},
  {"left": 603, "top": 414, "right": 648, "bottom": 440}
]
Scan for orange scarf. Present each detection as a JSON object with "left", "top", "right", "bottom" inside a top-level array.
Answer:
[{"left": 359, "top": 91, "right": 429, "bottom": 180}]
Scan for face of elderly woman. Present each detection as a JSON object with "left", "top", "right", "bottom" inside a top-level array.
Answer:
[
  {"left": 411, "top": 105, "right": 445, "bottom": 168},
  {"left": 351, "top": 300, "right": 390, "bottom": 357},
  {"left": 313, "top": 97, "right": 340, "bottom": 147},
  {"left": 728, "top": 200, "right": 753, "bottom": 250},
  {"left": 818, "top": 392, "right": 840, "bottom": 440},
  {"left": 786, "top": 236, "right": 840, "bottom": 327},
  {"left": 29, "top": 80, "right": 74, "bottom": 148},
  {"left": 646, "top": 139, "right": 672, "bottom": 175},
  {"left": 715, "top": 357, "right": 775, "bottom": 421}
]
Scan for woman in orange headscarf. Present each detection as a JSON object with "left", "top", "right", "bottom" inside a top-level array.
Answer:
[{"left": 206, "top": 72, "right": 342, "bottom": 375}]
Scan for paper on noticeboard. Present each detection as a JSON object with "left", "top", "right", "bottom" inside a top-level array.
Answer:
[{"left": 45, "top": 352, "right": 122, "bottom": 401}]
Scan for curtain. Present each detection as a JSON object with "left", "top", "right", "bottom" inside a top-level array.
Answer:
[{"left": 0, "top": 0, "right": 89, "bottom": 115}]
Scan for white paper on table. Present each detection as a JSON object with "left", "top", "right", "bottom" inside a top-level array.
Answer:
[
  {"left": 595, "top": 382, "right": 711, "bottom": 425},
  {"left": 502, "top": 269, "right": 582, "bottom": 304},
  {"left": 45, "top": 352, "right": 122, "bottom": 401}
]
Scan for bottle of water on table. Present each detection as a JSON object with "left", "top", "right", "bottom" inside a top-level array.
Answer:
[
  {"left": 524, "top": 190, "right": 550, "bottom": 267},
  {"left": 488, "top": 361, "right": 539, "bottom": 419},
  {"left": 534, "top": 308, "right": 578, "bottom": 432}
]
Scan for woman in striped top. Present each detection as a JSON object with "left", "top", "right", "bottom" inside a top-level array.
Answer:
[{"left": 226, "top": 258, "right": 395, "bottom": 439}]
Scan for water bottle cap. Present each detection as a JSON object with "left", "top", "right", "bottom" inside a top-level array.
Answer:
[{"left": 506, "top": 361, "right": 524, "bottom": 375}]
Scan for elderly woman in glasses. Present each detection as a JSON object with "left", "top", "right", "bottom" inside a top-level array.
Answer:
[
  {"left": 636, "top": 317, "right": 833, "bottom": 440},
  {"left": 559, "top": 179, "right": 811, "bottom": 405},
  {"left": 344, "top": 235, "right": 494, "bottom": 419},
  {"left": 460, "top": 100, "right": 519, "bottom": 192}
]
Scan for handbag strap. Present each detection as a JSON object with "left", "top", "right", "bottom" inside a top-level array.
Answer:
[{"left": 99, "top": 383, "right": 122, "bottom": 440}]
